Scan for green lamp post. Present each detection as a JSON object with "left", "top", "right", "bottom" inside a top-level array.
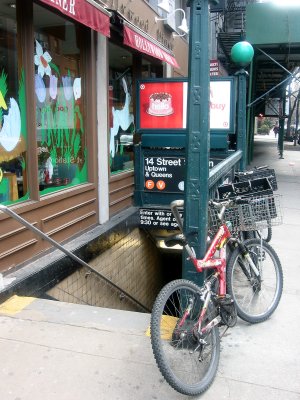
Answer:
[{"left": 231, "top": 41, "right": 254, "bottom": 170}]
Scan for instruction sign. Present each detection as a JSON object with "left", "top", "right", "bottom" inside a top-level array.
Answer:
[
  {"left": 144, "top": 156, "right": 185, "bottom": 193},
  {"left": 139, "top": 208, "right": 183, "bottom": 229}
]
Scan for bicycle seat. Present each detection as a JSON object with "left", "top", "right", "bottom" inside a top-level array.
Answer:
[{"left": 164, "top": 233, "right": 186, "bottom": 248}]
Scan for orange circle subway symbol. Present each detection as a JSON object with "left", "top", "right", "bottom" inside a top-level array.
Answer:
[
  {"left": 145, "top": 180, "right": 155, "bottom": 189},
  {"left": 156, "top": 180, "right": 166, "bottom": 190}
]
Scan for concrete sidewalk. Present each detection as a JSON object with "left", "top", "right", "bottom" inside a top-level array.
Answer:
[{"left": 0, "top": 136, "right": 300, "bottom": 400}]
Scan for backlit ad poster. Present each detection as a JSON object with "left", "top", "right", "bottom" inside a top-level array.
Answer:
[{"left": 137, "top": 80, "right": 188, "bottom": 131}]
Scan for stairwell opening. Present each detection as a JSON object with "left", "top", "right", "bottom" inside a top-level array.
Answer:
[{"left": 44, "top": 228, "right": 182, "bottom": 313}]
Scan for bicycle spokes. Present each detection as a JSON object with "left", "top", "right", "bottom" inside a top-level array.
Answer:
[
  {"left": 151, "top": 280, "right": 220, "bottom": 396},
  {"left": 227, "top": 240, "right": 283, "bottom": 322}
]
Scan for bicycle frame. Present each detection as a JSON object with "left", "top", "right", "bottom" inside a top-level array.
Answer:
[
  {"left": 170, "top": 199, "right": 260, "bottom": 295},
  {"left": 186, "top": 223, "right": 232, "bottom": 297},
  {"left": 174, "top": 223, "right": 233, "bottom": 338}
]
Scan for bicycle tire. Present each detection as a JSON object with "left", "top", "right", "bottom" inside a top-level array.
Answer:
[
  {"left": 242, "top": 228, "right": 272, "bottom": 242},
  {"left": 226, "top": 238, "right": 283, "bottom": 323},
  {"left": 256, "top": 226, "right": 272, "bottom": 242},
  {"left": 150, "top": 279, "right": 220, "bottom": 396}
]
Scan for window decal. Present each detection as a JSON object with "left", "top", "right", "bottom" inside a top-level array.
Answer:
[
  {"left": 34, "top": 39, "right": 86, "bottom": 193},
  {"left": 110, "top": 77, "right": 134, "bottom": 158}
]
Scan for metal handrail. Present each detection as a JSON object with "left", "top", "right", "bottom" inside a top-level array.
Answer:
[
  {"left": 209, "top": 150, "right": 242, "bottom": 197},
  {"left": 0, "top": 204, "right": 150, "bottom": 313}
]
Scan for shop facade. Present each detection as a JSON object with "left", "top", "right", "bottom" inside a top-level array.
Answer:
[{"left": 0, "top": 0, "right": 189, "bottom": 273}]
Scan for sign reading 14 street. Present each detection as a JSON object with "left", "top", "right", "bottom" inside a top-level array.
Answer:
[{"left": 144, "top": 156, "right": 185, "bottom": 193}]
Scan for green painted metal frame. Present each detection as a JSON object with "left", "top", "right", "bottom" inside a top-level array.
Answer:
[
  {"left": 235, "top": 69, "right": 248, "bottom": 170},
  {"left": 183, "top": 0, "right": 210, "bottom": 284},
  {"left": 246, "top": 3, "right": 300, "bottom": 46}
]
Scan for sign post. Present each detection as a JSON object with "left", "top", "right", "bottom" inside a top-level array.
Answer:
[{"left": 183, "top": 0, "right": 210, "bottom": 284}]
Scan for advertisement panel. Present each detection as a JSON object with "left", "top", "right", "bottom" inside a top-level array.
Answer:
[
  {"left": 138, "top": 80, "right": 187, "bottom": 130},
  {"left": 136, "top": 77, "right": 235, "bottom": 133},
  {"left": 210, "top": 80, "right": 232, "bottom": 130}
]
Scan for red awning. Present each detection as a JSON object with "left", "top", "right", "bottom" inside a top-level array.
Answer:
[
  {"left": 38, "top": 0, "right": 111, "bottom": 37},
  {"left": 123, "top": 23, "right": 179, "bottom": 68}
]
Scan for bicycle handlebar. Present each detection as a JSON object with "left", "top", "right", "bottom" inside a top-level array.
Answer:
[
  {"left": 170, "top": 200, "right": 184, "bottom": 233},
  {"left": 170, "top": 197, "right": 250, "bottom": 230},
  {"left": 209, "top": 196, "right": 249, "bottom": 210}
]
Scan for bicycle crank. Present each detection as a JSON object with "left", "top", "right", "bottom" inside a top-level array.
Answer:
[{"left": 216, "top": 295, "right": 237, "bottom": 327}]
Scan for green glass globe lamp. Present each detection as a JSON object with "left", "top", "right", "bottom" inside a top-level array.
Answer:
[{"left": 231, "top": 41, "right": 254, "bottom": 67}]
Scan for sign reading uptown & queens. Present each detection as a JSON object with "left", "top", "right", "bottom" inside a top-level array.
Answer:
[{"left": 144, "top": 156, "right": 185, "bottom": 193}]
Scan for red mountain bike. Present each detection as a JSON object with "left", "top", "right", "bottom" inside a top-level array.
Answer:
[{"left": 150, "top": 197, "right": 283, "bottom": 396}]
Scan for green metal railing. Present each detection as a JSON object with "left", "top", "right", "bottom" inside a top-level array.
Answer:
[{"left": 209, "top": 150, "right": 242, "bottom": 197}]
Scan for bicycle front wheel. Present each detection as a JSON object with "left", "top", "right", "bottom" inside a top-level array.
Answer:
[
  {"left": 150, "top": 279, "right": 220, "bottom": 396},
  {"left": 227, "top": 238, "right": 283, "bottom": 323}
]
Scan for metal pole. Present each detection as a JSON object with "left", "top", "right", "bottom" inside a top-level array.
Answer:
[
  {"left": 247, "top": 60, "right": 254, "bottom": 163},
  {"left": 278, "top": 93, "right": 286, "bottom": 159},
  {"left": 183, "top": 0, "right": 210, "bottom": 285},
  {"left": 236, "top": 69, "right": 248, "bottom": 171}
]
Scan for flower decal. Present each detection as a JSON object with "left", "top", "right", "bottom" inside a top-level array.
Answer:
[
  {"left": 49, "top": 75, "right": 58, "bottom": 100},
  {"left": 62, "top": 76, "right": 73, "bottom": 101},
  {"left": 73, "top": 78, "right": 81, "bottom": 100},
  {"left": 35, "top": 74, "right": 46, "bottom": 103},
  {"left": 34, "top": 40, "right": 52, "bottom": 77}
]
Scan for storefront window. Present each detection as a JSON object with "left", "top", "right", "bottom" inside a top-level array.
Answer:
[
  {"left": 109, "top": 71, "right": 135, "bottom": 174},
  {"left": 108, "top": 45, "right": 163, "bottom": 175},
  {"left": 109, "top": 43, "right": 135, "bottom": 174},
  {"left": 0, "top": 4, "right": 28, "bottom": 205},
  {"left": 33, "top": 4, "right": 87, "bottom": 194}
]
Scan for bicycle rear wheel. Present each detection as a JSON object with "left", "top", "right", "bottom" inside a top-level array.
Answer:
[
  {"left": 150, "top": 279, "right": 220, "bottom": 396},
  {"left": 226, "top": 238, "right": 283, "bottom": 323}
]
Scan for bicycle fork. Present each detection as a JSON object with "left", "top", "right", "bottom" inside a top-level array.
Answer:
[
  {"left": 238, "top": 242, "right": 260, "bottom": 277},
  {"left": 188, "top": 281, "right": 221, "bottom": 358},
  {"left": 197, "top": 280, "right": 221, "bottom": 337}
]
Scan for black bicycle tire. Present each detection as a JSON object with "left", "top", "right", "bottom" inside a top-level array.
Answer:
[
  {"left": 226, "top": 238, "right": 283, "bottom": 323},
  {"left": 150, "top": 279, "right": 220, "bottom": 396}
]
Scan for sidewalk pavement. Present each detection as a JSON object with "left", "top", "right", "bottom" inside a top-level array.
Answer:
[{"left": 0, "top": 136, "right": 300, "bottom": 400}]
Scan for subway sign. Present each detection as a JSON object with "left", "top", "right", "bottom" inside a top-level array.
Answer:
[
  {"left": 144, "top": 156, "right": 185, "bottom": 193},
  {"left": 143, "top": 155, "right": 224, "bottom": 194}
]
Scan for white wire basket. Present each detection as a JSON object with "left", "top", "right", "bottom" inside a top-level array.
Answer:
[{"left": 209, "top": 194, "right": 283, "bottom": 233}]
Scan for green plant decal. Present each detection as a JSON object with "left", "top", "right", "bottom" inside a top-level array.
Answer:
[
  {"left": 35, "top": 39, "right": 86, "bottom": 190},
  {"left": 0, "top": 70, "right": 8, "bottom": 124}
]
